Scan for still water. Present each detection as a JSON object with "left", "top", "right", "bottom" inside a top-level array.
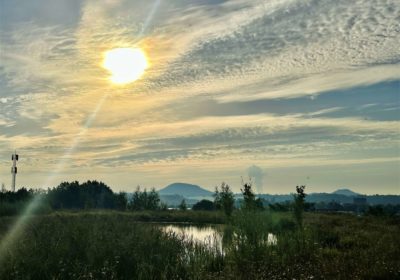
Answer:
[
  {"left": 162, "top": 224, "right": 223, "bottom": 251},
  {"left": 161, "top": 224, "right": 277, "bottom": 251}
]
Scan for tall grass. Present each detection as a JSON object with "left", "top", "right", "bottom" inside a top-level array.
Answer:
[
  {"left": 0, "top": 213, "right": 222, "bottom": 279},
  {"left": 0, "top": 211, "right": 398, "bottom": 279},
  {"left": 0, "top": 199, "right": 51, "bottom": 217}
]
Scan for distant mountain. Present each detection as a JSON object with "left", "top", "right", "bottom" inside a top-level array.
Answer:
[
  {"left": 158, "top": 183, "right": 213, "bottom": 198},
  {"left": 159, "top": 194, "right": 199, "bottom": 207},
  {"left": 332, "top": 189, "right": 360, "bottom": 196},
  {"left": 156, "top": 184, "right": 399, "bottom": 206}
]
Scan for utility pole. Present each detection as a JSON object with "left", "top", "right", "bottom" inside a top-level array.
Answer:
[{"left": 11, "top": 151, "right": 18, "bottom": 192}]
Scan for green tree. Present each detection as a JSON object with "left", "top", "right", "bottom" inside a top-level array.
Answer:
[
  {"left": 192, "top": 199, "right": 215, "bottom": 211},
  {"left": 240, "top": 181, "right": 264, "bottom": 211},
  {"left": 129, "top": 187, "right": 160, "bottom": 210},
  {"left": 179, "top": 199, "right": 187, "bottom": 211},
  {"left": 293, "top": 185, "right": 306, "bottom": 229},
  {"left": 160, "top": 202, "right": 168, "bottom": 211},
  {"left": 214, "top": 182, "right": 235, "bottom": 216},
  {"left": 147, "top": 188, "right": 161, "bottom": 210},
  {"left": 47, "top": 181, "right": 116, "bottom": 210},
  {"left": 115, "top": 192, "right": 128, "bottom": 210}
]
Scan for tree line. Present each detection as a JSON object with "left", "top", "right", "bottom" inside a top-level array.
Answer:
[
  {"left": 1, "top": 180, "right": 397, "bottom": 217},
  {"left": 0, "top": 180, "right": 262, "bottom": 213}
]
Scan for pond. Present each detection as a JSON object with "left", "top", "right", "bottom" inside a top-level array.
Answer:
[
  {"left": 160, "top": 224, "right": 277, "bottom": 252},
  {"left": 161, "top": 224, "right": 223, "bottom": 251}
]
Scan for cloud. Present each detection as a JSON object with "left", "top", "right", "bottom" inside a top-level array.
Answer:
[
  {"left": 3, "top": 112, "right": 396, "bottom": 169},
  {"left": 0, "top": 0, "right": 399, "bottom": 192},
  {"left": 138, "top": 0, "right": 400, "bottom": 102},
  {"left": 307, "top": 107, "right": 344, "bottom": 117},
  {"left": 216, "top": 65, "right": 400, "bottom": 102},
  {"left": 247, "top": 165, "right": 264, "bottom": 193}
]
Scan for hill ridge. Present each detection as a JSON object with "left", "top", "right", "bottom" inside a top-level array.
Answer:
[
  {"left": 158, "top": 182, "right": 213, "bottom": 197},
  {"left": 332, "top": 188, "right": 360, "bottom": 196}
]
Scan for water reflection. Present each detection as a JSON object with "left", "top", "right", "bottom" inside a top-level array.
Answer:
[
  {"left": 267, "top": 233, "right": 277, "bottom": 245},
  {"left": 162, "top": 225, "right": 223, "bottom": 251},
  {"left": 161, "top": 224, "right": 277, "bottom": 251}
]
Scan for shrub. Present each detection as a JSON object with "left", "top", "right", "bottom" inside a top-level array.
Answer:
[{"left": 192, "top": 200, "right": 215, "bottom": 211}]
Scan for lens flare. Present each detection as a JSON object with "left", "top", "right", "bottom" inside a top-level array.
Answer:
[{"left": 0, "top": 0, "right": 162, "bottom": 265}]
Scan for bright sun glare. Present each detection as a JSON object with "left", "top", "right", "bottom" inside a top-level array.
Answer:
[{"left": 103, "top": 48, "right": 148, "bottom": 84}]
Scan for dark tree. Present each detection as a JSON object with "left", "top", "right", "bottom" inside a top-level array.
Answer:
[
  {"left": 179, "top": 199, "right": 187, "bottom": 211},
  {"left": 129, "top": 187, "right": 160, "bottom": 211},
  {"left": 269, "top": 202, "right": 291, "bottom": 212},
  {"left": 214, "top": 182, "right": 235, "bottom": 216},
  {"left": 47, "top": 180, "right": 117, "bottom": 210},
  {"left": 0, "top": 187, "right": 35, "bottom": 205},
  {"left": 192, "top": 199, "right": 215, "bottom": 211},
  {"left": 240, "top": 181, "right": 264, "bottom": 211},
  {"left": 293, "top": 185, "right": 306, "bottom": 229},
  {"left": 115, "top": 192, "right": 128, "bottom": 210}
]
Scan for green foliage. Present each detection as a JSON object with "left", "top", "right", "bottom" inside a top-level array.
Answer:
[
  {"left": 240, "top": 181, "right": 264, "bottom": 211},
  {"left": 192, "top": 199, "right": 215, "bottom": 211},
  {"left": 306, "top": 213, "right": 400, "bottom": 279},
  {"left": 0, "top": 188, "right": 51, "bottom": 216},
  {"left": 128, "top": 186, "right": 160, "bottom": 211},
  {"left": 228, "top": 211, "right": 274, "bottom": 258},
  {"left": 160, "top": 202, "right": 168, "bottom": 211},
  {"left": 214, "top": 182, "right": 235, "bottom": 217},
  {"left": 179, "top": 199, "right": 187, "bottom": 211},
  {"left": 275, "top": 217, "right": 297, "bottom": 232},
  {"left": 0, "top": 212, "right": 398, "bottom": 279},
  {"left": 0, "top": 214, "right": 219, "bottom": 279},
  {"left": 293, "top": 185, "right": 306, "bottom": 229},
  {"left": 114, "top": 192, "right": 128, "bottom": 211},
  {"left": 0, "top": 201, "right": 50, "bottom": 216},
  {"left": 0, "top": 188, "right": 33, "bottom": 202},
  {"left": 0, "top": 181, "right": 399, "bottom": 279},
  {"left": 365, "top": 204, "right": 399, "bottom": 216},
  {"left": 47, "top": 181, "right": 119, "bottom": 210},
  {"left": 269, "top": 202, "right": 291, "bottom": 212}
]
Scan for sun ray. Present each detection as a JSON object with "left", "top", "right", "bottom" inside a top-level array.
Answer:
[
  {"left": 0, "top": 0, "right": 163, "bottom": 265},
  {"left": 0, "top": 93, "right": 110, "bottom": 265}
]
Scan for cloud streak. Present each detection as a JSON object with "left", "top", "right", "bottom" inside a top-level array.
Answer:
[{"left": 0, "top": 0, "right": 399, "bottom": 193}]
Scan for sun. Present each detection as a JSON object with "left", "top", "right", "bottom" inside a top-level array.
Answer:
[{"left": 103, "top": 48, "right": 148, "bottom": 84}]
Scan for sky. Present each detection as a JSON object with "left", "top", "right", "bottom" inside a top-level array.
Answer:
[{"left": 0, "top": 0, "right": 399, "bottom": 194}]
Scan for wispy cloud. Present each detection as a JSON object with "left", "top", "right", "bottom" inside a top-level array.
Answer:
[{"left": 0, "top": 0, "right": 399, "bottom": 192}]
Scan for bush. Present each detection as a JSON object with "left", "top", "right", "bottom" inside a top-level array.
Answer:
[{"left": 192, "top": 200, "right": 215, "bottom": 211}]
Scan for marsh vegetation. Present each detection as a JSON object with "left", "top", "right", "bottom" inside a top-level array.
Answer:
[
  {"left": 0, "top": 182, "right": 399, "bottom": 279},
  {"left": 0, "top": 212, "right": 399, "bottom": 279}
]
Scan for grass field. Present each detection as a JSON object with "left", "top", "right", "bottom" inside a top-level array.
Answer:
[{"left": 0, "top": 211, "right": 399, "bottom": 279}]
